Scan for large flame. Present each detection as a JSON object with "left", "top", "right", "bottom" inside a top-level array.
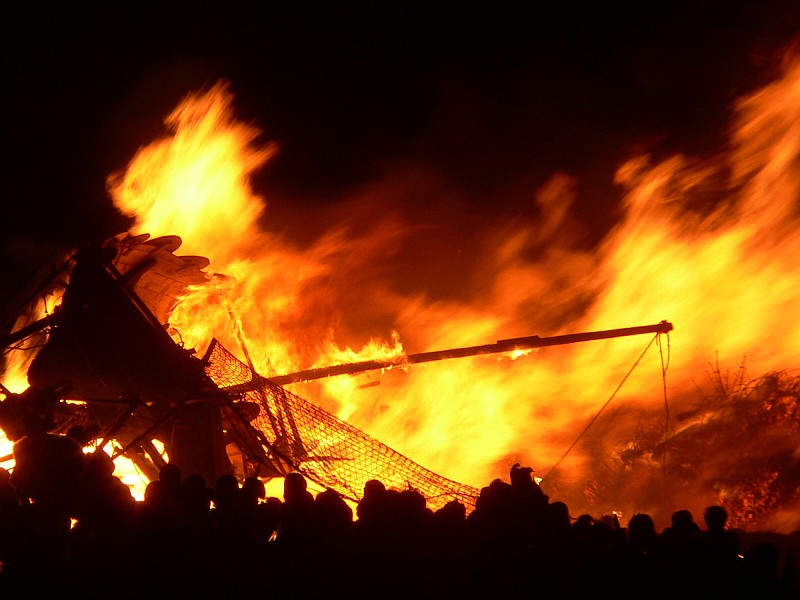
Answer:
[
  {"left": 4, "top": 46, "right": 799, "bottom": 529},
  {"left": 106, "top": 51, "right": 800, "bottom": 526}
]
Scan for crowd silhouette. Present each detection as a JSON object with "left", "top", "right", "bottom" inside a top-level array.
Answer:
[{"left": 0, "top": 432, "right": 797, "bottom": 598}]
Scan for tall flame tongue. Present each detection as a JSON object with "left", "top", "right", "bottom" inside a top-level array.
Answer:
[{"left": 102, "top": 51, "right": 800, "bottom": 528}]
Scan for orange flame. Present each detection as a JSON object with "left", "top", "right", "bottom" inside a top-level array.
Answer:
[
  {"left": 3, "top": 45, "right": 799, "bottom": 529},
  {"left": 107, "top": 52, "right": 799, "bottom": 498}
]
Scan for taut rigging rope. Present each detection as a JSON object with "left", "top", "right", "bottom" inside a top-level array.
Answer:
[{"left": 541, "top": 331, "right": 665, "bottom": 483}]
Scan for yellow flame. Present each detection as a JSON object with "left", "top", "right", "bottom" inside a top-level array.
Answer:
[
  {"left": 2, "top": 46, "right": 799, "bottom": 530},
  {"left": 105, "top": 53, "right": 800, "bottom": 499}
]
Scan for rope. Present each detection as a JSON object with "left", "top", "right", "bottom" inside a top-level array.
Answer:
[
  {"left": 657, "top": 330, "right": 671, "bottom": 434},
  {"left": 541, "top": 332, "right": 660, "bottom": 483}
]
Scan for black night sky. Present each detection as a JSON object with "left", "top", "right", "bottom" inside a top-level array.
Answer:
[{"left": 3, "top": 3, "right": 800, "bottom": 310}]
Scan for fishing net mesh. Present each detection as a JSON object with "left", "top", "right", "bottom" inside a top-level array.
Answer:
[{"left": 204, "top": 339, "right": 479, "bottom": 512}]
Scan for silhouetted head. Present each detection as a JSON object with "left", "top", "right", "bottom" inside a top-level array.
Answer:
[
  {"left": 315, "top": 488, "right": 353, "bottom": 525},
  {"left": 159, "top": 463, "right": 182, "bottom": 491},
  {"left": 83, "top": 449, "right": 115, "bottom": 479},
  {"left": 66, "top": 425, "right": 91, "bottom": 446},
  {"left": 703, "top": 505, "right": 728, "bottom": 531},
  {"left": 510, "top": 463, "right": 533, "bottom": 486},
  {"left": 400, "top": 488, "right": 427, "bottom": 512},
  {"left": 265, "top": 496, "right": 283, "bottom": 515},
  {"left": 363, "top": 479, "right": 385, "bottom": 498},
  {"left": 628, "top": 513, "right": 657, "bottom": 546},
  {"left": 214, "top": 473, "right": 239, "bottom": 509},
  {"left": 573, "top": 514, "right": 595, "bottom": 529},
  {"left": 242, "top": 476, "right": 266, "bottom": 503},
  {"left": 477, "top": 478, "right": 512, "bottom": 514},
  {"left": 10, "top": 430, "right": 84, "bottom": 502},
  {"left": 435, "top": 499, "right": 466, "bottom": 522},
  {"left": 283, "top": 472, "right": 308, "bottom": 502},
  {"left": 144, "top": 479, "right": 165, "bottom": 507},
  {"left": 182, "top": 473, "right": 212, "bottom": 510},
  {"left": 315, "top": 487, "right": 341, "bottom": 505},
  {"left": 357, "top": 479, "right": 387, "bottom": 522},
  {"left": 671, "top": 509, "right": 694, "bottom": 528},
  {"left": 549, "top": 501, "right": 571, "bottom": 528}
]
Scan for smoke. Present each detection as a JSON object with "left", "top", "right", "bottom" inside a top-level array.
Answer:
[
  {"left": 290, "top": 43, "right": 800, "bottom": 529},
  {"left": 5, "top": 40, "right": 798, "bottom": 532}
]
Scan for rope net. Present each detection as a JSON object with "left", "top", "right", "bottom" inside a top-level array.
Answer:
[{"left": 204, "top": 339, "right": 480, "bottom": 512}]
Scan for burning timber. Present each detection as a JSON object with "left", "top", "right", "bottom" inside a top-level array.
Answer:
[
  {"left": 1, "top": 233, "right": 673, "bottom": 511},
  {"left": 270, "top": 322, "right": 674, "bottom": 385}
]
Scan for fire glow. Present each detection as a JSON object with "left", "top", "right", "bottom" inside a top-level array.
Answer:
[{"left": 3, "top": 46, "right": 800, "bottom": 530}]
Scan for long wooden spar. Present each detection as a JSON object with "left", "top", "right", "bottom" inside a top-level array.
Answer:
[{"left": 269, "top": 320, "right": 674, "bottom": 385}]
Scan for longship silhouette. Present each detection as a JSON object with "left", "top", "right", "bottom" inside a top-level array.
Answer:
[{"left": 0, "top": 233, "right": 673, "bottom": 511}]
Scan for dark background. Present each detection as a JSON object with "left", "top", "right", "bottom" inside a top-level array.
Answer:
[{"left": 3, "top": 2, "right": 800, "bottom": 308}]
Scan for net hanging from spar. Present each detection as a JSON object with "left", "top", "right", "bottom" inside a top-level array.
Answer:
[{"left": 203, "top": 339, "right": 480, "bottom": 512}]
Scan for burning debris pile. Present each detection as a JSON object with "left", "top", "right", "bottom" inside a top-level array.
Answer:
[
  {"left": 545, "top": 367, "right": 800, "bottom": 531},
  {"left": 0, "top": 233, "right": 483, "bottom": 511},
  {"left": 661, "top": 369, "right": 799, "bottom": 530}
]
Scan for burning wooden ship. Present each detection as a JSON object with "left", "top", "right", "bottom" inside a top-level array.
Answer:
[{"left": 0, "top": 232, "right": 673, "bottom": 511}]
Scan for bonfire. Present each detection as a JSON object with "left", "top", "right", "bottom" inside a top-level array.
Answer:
[{"left": 2, "top": 44, "right": 800, "bottom": 533}]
